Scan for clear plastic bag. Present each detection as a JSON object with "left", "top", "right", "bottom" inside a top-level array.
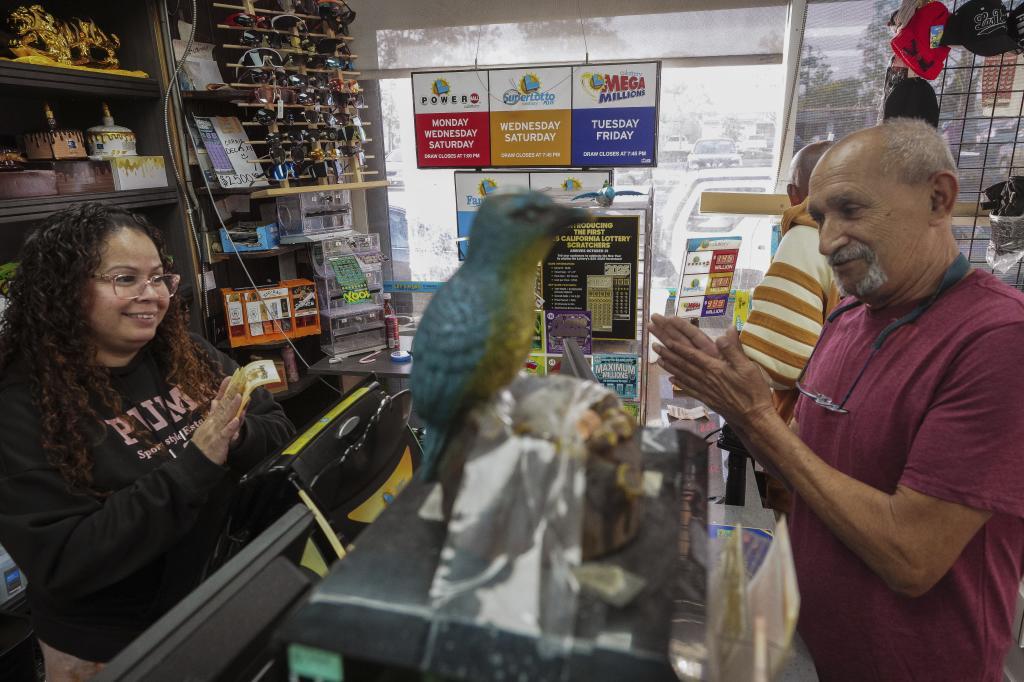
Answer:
[
  {"left": 986, "top": 214, "right": 1024, "bottom": 274},
  {"left": 427, "top": 375, "right": 616, "bottom": 667}
]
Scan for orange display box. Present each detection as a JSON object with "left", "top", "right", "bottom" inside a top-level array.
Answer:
[{"left": 220, "top": 279, "right": 321, "bottom": 348}]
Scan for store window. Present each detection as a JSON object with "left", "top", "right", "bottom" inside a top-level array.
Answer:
[
  {"left": 376, "top": 5, "right": 788, "bottom": 287},
  {"left": 381, "top": 62, "right": 784, "bottom": 286}
]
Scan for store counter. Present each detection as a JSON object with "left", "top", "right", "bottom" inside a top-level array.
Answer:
[{"left": 276, "top": 428, "right": 706, "bottom": 681}]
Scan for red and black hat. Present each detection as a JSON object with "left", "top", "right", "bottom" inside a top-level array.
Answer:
[{"left": 891, "top": 2, "right": 951, "bottom": 80}]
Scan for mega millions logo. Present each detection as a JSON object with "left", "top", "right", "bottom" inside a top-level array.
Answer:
[
  {"left": 502, "top": 72, "right": 557, "bottom": 106},
  {"left": 562, "top": 177, "right": 582, "bottom": 192},
  {"left": 580, "top": 69, "right": 647, "bottom": 104}
]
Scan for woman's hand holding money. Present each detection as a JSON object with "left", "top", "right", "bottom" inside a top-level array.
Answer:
[{"left": 191, "top": 377, "right": 244, "bottom": 466}]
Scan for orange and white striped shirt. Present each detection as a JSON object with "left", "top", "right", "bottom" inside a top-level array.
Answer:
[{"left": 740, "top": 200, "right": 840, "bottom": 421}]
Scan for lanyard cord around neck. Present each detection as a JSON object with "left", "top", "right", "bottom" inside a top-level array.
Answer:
[{"left": 825, "top": 253, "right": 970, "bottom": 351}]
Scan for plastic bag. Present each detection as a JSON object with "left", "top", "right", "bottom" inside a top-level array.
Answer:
[
  {"left": 987, "top": 214, "right": 1024, "bottom": 274},
  {"left": 428, "top": 376, "right": 615, "bottom": 665}
]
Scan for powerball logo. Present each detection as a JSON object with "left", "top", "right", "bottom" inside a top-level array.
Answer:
[
  {"left": 580, "top": 70, "right": 647, "bottom": 103},
  {"left": 502, "top": 72, "right": 557, "bottom": 105},
  {"left": 421, "top": 77, "right": 480, "bottom": 107}
]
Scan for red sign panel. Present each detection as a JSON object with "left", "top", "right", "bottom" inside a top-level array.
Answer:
[
  {"left": 710, "top": 249, "right": 739, "bottom": 273},
  {"left": 414, "top": 112, "right": 490, "bottom": 167}
]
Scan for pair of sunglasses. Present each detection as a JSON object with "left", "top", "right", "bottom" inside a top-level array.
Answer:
[
  {"left": 239, "top": 47, "right": 283, "bottom": 70},
  {"left": 226, "top": 12, "right": 268, "bottom": 29}
]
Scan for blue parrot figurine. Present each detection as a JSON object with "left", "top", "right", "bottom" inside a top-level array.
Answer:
[
  {"left": 411, "top": 191, "right": 590, "bottom": 480},
  {"left": 573, "top": 180, "right": 644, "bottom": 207}
]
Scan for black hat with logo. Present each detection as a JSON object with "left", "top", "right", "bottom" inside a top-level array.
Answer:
[
  {"left": 883, "top": 77, "right": 939, "bottom": 128},
  {"left": 940, "top": 0, "right": 1019, "bottom": 57}
]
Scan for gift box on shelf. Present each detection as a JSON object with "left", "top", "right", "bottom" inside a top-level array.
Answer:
[
  {"left": 109, "top": 156, "right": 169, "bottom": 191},
  {"left": 0, "top": 170, "right": 58, "bottom": 200},
  {"left": 218, "top": 223, "right": 281, "bottom": 254},
  {"left": 220, "top": 279, "right": 321, "bottom": 348}
]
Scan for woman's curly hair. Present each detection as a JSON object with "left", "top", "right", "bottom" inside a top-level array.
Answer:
[{"left": 0, "top": 203, "right": 222, "bottom": 494}]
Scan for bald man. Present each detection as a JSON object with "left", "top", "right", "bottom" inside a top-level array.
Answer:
[
  {"left": 652, "top": 120, "right": 1024, "bottom": 680},
  {"left": 740, "top": 141, "right": 836, "bottom": 513}
]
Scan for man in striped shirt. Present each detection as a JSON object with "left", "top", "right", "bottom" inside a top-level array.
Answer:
[{"left": 739, "top": 141, "right": 836, "bottom": 513}]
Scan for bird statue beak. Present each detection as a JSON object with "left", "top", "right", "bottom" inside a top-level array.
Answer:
[{"left": 553, "top": 204, "right": 591, "bottom": 235}]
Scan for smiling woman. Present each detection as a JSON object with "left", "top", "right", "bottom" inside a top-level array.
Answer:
[{"left": 0, "top": 203, "right": 296, "bottom": 676}]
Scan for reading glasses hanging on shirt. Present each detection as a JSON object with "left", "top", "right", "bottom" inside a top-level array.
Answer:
[{"left": 795, "top": 254, "right": 970, "bottom": 414}]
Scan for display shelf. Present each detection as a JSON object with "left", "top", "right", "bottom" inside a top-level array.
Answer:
[
  {"left": 0, "top": 188, "right": 180, "bottom": 225},
  {"left": 216, "top": 337, "right": 295, "bottom": 351},
  {"left": 0, "top": 61, "right": 161, "bottom": 99},
  {"left": 221, "top": 40, "right": 352, "bottom": 53},
  {"left": 213, "top": 244, "right": 305, "bottom": 262},
  {"left": 216, "top": 24, "right": 334, "bottom": 39},
  {"left": 227, "top": 71, "right": 361, "bottom": 84},
  {"left": 212, "top": 2, "right": 323, "bottom": 20},
  {"left": 179, "top": 88, "right": 249, "bottom": 101},
  {"left": 251, "top": 179, "right": 387, "bottom": 200},
  {"left": 272, "top": 373, "right": 319, "bottom": 401}
]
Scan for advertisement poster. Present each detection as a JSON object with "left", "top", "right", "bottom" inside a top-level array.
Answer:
[
  {"left": 571, "top": 62, "right": 658, "bottom": 167},
  {"left": 453, "top": 171, "right": 609, "bottom": 261},
  {"left": 545, "top": 309, "right": 592, "bottom": 355},
  {"left": 592, "top": 353, "right": 640, "bottom": 400},
  {"left": 489, "top": 67, "right": 573, "bottom": 167},
  {"left": 677, "top": 236, "right": 741, "bottom": 318},
  {"left": 412, "top": 70, "right": 490, "bottom": 167},
  {"left": 453, "top": 172, "right": 531, "bottom": 259},
  {"left": 542, "top": 213, "right": 640, "bottom": 340}
]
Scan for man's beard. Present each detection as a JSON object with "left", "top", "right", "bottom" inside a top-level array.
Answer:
[{"left": 829, "top": 241, "right": 887, "bottom": 298}]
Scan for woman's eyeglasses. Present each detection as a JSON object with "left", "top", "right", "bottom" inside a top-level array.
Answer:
[{"left": 95, "top": 273, "right": 181, "bottom": 300}]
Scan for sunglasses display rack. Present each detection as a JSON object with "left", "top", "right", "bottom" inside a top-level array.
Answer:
[
  {"left": 191, "top": 0, "right": 390, "bottom": 366},
  {"left": 213, "top": 0, "right": 385, "bottom": 195}
]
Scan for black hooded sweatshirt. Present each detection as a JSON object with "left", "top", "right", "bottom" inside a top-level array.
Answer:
[{"left": 0, "top": 335, "right": 295, "bottom": 661}]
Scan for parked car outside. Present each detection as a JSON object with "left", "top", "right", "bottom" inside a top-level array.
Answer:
[{"left": 686, "top": 138, "right": 742, "bottom": 171}]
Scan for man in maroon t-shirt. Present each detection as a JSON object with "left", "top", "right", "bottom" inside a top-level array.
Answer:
[{"left": 651, "top": 118, "right": 1024, "bottom": 681}]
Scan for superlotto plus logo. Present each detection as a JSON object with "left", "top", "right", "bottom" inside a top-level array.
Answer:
[
  {"left": 562, "top": 177, "right": 582, "bottom": 191},
  {"left": 580, "top": 69, "right": 647, "bottom": 104},
  {"left": 421, "top": 77, "right": 480, "bottom": 108},
  {"left": 502, "top": 72, "right": 557, "bottom": 105}
]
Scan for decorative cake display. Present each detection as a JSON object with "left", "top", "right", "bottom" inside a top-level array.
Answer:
[
  {"left": 86, "top": 103, "right": 137, "bottom": 159},
  {"left": 21, "top": 102, "right": 86, "bottom": 160}
]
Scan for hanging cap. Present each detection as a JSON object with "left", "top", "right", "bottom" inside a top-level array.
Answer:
[
  {"left": 883, "top": 77, "right": 939, "bottom": 127},
  {"left": 940, "top": 0, "right": 1019, "bottom": 57},
  {"left": 891, "top": 2, "right": 951, "bottom": 80}
]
